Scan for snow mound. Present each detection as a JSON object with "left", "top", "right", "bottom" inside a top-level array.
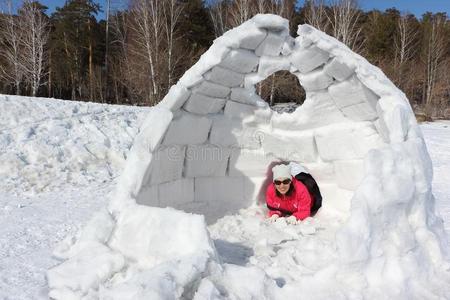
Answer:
[
  {"left": 48, "top": 14, "right": 450, "bottom": 299},
  {"left": 0, "top": 95, "right": 149, "bottom": 193},
  {"left": 48, "top": 204, "right": 217, "bottom": 299}
]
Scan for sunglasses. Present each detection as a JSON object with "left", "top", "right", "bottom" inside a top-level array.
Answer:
[{"left": 274, "top": 179, "right": 291, "bottom": 185}]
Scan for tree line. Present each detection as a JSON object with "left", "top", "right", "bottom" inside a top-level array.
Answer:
[{"left": 0, "top": 0, "right": 449, "bottom": 119}]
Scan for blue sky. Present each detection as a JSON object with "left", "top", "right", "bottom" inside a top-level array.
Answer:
[{"left": 30, "top": 0, "right": 450, "bottom": 20}]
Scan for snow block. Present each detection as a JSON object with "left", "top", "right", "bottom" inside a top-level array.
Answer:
[
  {"left": 340, "top": 102, "right": 377, "bottom": 121},
  {"left": 136, "top": 185, "right": 158, "bottom": 207},
  {"left": 255, "top": 32, "right": 286, "bottom": 56},
  {"left": 179, "top": 42, "right": 230, "bottom": 88},
  {"left": 220, "top": 22, "right": 267, "bottom": 50},
  {"left": 149, "top": 145, "right": 185, "bottom": 185},
  {"left": 108, "top": 204, "right": 215, "bottom": 267},
  {"left": 253, "top": 14, "right": 289, "bottom": 32},
  {"left": 184, "top": 144, "right": 231, "bottom": 177},
  {"left": 230, "top": 87, "right": 262, "bottom": 105},
  {"left": 328, "top": 76, "right": 379, "bottom": 109},
  {"left": 159, "top": 85, "right": 191, "bottom": 111},
  {"left": 334, "top": 159, "right": 365, "bottom": 190},
  {"left": 194, "top": 81, "right": 231, "bottom": 98},
  {"left": 303, "top": 162, "right": 335, "bottom": 182},
  {"left": 183, "top": 93, "right": 226, "bottom": 115},
  {"left": 289, "top": 45, "right": 329, "bottom": 73},
  {"left": 116, "top": 150, "right": 154, "bottom": 204},
  {"left": 244, "top": 72, "right": 266, "bottom": 88},
  {"left": 261, "top": 129, "right": 317, "bottom": 162},
  {"left": 209, "top": 117, "right": 262, "bottom": 149},
  {"left": 258, "top": 55, "right": 291, "bottom": 78},
  {"left": 241, "top": 31, "right": 267, "bottom": 50},
  {"left": 270, "top": 91, "right": 348, "bottom": 130},
  {"left": 224, "top": 100, "right": 257, "bottom": 119},
  {"left": 297, "top": 67, "right": 333, "bottom": 92},
  {"left": 239, "top": 27, "right": 267, "bottom": 49},
  {"left": 194, "top": 177, "right": 250, "bottom": 220},
  {"left": 224, "top": 101, "right": 272, "bottom": 124},
  {"left": 228, "top": 149, "right": 279, "bottom": 177},
  {"left": 133, "top": 107, "right": 173, "bottom": 153},
  {"left": 205, "top": 66, "right": 245, "bottom": 88},
  {"left": 377, "top": 97, "right": 411, "bottom": 143},
  {"left": 158, "top": 178, "right": 195, "bottom": 206},
  {"left": 315, "top": 124, "right": 385, "bottom": 161},
  {"left": 323, "top": 57, "right": 355, "bottom": 81},
  {"left": 219, "top": 49, "right": 260, "bottom": 73},
  {"left": 163, "top": 113, "right": 212, "bottom": 145}
]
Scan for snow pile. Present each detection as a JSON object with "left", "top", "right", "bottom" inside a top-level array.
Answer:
[
  {"left": 0, "top": 95, "right": 149, "bottom": 193},
  {"left": 47, "top": 14, "right": 450, "bottom": 299},
  {"left": 48, "top": 204, "right": 217, "bottom": 299}
]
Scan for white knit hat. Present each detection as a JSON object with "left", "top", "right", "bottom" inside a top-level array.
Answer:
[
  {"left": 289, "top": 162, "right": 308, "bottom": 176},
  {"left": 272, "top": 164, "right": 291, "bottom": 181}
]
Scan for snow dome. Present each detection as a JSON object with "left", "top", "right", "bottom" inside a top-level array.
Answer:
[
  {"left": 48, "top": 14, "right": 450, "bottom": 299},
  {"left": 110, "top": 14, "right": 419, "bottom": 223}
]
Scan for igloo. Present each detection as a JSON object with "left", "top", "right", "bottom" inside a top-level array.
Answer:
[
  {"left": 109, "top": 15, "right": 420, "bottom": 223},
  {"left": 48, "top": 15, "right": 450, "bottom": 299}
]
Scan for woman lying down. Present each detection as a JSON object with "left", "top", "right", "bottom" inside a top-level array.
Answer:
[{"left": 266, "top": 163, "right": 322, "bottom": 224}]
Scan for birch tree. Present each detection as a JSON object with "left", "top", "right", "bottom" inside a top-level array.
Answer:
[
  {"left": 304, "top": 0, "right": 329, "bottom": 32},
  {"left": 128, "top": 0, "right": 165, "bottom": 104},
  {"left": 163, "top": 0, "right": 183, "bottom": 87},
  {"left": 228, "top": 0, "right": 253, "bottom": 27},
  {"left": 393, "top": 13, "right": 417, "bottom": 89},
  {"left": 0, "top": 0, "right": 24, "bottom": 94},
  {"left": 422, "top": 13, "right": 447, "bottom": 117},
  {"left": 19, "top": 0, "right": 49, "bottom": 96},
  {"left": 326, "top": 0, "right": 363, "bottom": 52},
  {"left": 209, "top": 0, "right": 228, "bottom": 37}
]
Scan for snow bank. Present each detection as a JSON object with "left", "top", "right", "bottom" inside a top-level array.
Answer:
[{"left": 0, "top": 95, "right": 149, "bottom": 193}]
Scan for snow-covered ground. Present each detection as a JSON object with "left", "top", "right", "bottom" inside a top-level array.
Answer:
[{"left": 0, "top": 96, "right": 449, "bottom": 299}]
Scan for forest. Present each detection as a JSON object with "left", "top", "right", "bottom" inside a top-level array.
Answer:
[{"left": 0, "top": 0, "right": 449, "bottom": 119}]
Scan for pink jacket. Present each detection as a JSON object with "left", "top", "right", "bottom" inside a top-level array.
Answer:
[{"left": 266, "top": 177, "right": 312, "bottom": 221}]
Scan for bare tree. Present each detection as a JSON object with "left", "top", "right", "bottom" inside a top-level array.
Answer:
[
  {"left": 395, "top": 14, "right": 417, "bottom": 66},
  {"left": 393, "top": 13, "right": 417, "bottom": 90},
  {"left": 228, "top": 0, "right": 253, "bottom": 27},
  {"left": 128, "top": 0, "right": 165, "bottom": 104},
  {"left": 163, "top": 0, "right": 183, "bottom": 87},
  {"left": 0, "top": 0, "right": 24, "bottom": 94},
  {"left": 423, "top": 14, "right": 446, "bottom": 117},
  {"left": 304, "top": 0, "right": 329, "bottom": 32},
  {"left": 209, "top": 0, "right": 228, "bottom": 37},
  {"left": 19, "top": 0, "right": 49, "bottom": 96},
  {"left": 326, "top": 0, "right": 363, "bottom": 52}
]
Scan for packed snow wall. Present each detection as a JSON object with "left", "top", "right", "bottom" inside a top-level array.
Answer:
[{"left": 109, "top": 14, "right": 426, "bottom": 223}]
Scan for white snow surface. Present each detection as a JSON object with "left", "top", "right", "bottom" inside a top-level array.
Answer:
[
  {"left": 0, "top": 95, "right": 449, "bottom": 299},
  {"left": 0, "top": 95, "right": 149, "bottom": 193}
]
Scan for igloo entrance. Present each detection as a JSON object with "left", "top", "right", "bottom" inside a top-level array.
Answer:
[{"left": 111, "top": 14, "right": 413, "bottom": 224}]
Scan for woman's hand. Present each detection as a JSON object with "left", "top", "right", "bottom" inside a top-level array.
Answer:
[
  {"left": 286, "top": 215, "right": 298, "bottom": 225},
  {"left": 267, "top": 214, "right": 279, "bottom": 223}
]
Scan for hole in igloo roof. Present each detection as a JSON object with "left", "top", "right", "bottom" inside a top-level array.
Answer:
[{"left": 256, "top": 70, "right": 306, "bottom": 114}]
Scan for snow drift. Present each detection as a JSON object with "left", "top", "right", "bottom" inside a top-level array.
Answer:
[{"left": 48, "top": 14, "right": 450, "bottom": 299}]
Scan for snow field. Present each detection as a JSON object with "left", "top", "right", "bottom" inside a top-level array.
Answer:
[{"left": 0, "top": 95, "right": 449, "bottom": 299}]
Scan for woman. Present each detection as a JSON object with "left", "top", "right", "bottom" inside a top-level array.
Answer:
[{"left": 266, "top": 164, "right": 312, "bottom": 224}]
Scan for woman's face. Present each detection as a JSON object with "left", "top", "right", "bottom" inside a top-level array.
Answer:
[{"left": 274, "top": 177, "right": 291, "bottom": 195}]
